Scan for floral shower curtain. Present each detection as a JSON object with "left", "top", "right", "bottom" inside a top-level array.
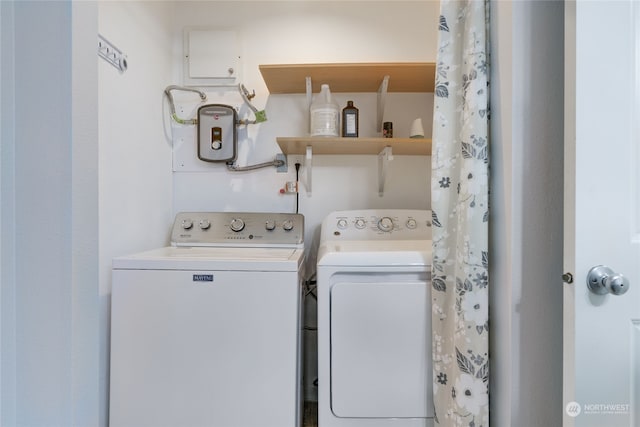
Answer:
[{"left": 430, "top": 1, "right": 490, "bottom": 426}]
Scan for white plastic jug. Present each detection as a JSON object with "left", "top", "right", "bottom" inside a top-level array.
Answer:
[{"left": 310, "top": 84, "right": 339, "bottom": 137}]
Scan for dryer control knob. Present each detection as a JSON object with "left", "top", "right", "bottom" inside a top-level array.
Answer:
[
  {"left": 282, "top": 219, "right": 294, "bottom": 231},
  {"left": 337, "top": 219, "right": 348, "bottom": 229},
  {"left": 355, "top": 219, "right": 366, "bottom": 229},
  {"left": 182, "top": 219, "right": 194, "bottom": 230},
  {"left": 406, "top": 218, "right": 417, "bottom": 229},
  {"left": 199, "top": 219, "right": 211, "bottom": 230},
  {"left": 377, "top": 217, "right": 394, "bottom": 232},
  {"left": 265, "top": 220, "right": 276, "bottom": 231},
  {"left": 230, "top": 218, "right": 245, "bottom": 232}
]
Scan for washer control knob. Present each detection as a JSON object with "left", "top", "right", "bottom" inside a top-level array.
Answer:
[
  {"left": 199, "top": 219, "right": 211, "bottom": 230},
  {"left": 282, "top": 219, "right": 294, "bottom": 231},
  {"left": 377, "top": 217, "right": 394, "bottom": 232},
  {"left": 337, "top": 219, "right": 348, "bottom": 229},
  {"left": 265, "top": 220, "right": 276, "bottom": 231},
  {"left": 229, "top": 218, "right": 245, "bottom": 232},
  {"left": 406, "top": 218, "right": 417, "bottom": 229},
  {"left": 355, "top": 218, "right": 366, "bottom": 229},
  {"left": 182, "top": 219, "right": 193, "bottom": 230}
]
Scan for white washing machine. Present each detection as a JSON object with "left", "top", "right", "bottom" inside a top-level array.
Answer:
[
  {"left": 109, "top": 212, "right": 305, "bottom": 427},
  {"left": 316, "top": 209, "right": 434, "bottom": 427}
]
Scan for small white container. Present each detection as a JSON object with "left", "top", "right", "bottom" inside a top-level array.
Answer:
[{"left": 410, "top": 118, "right": 425, "bottom": 138}]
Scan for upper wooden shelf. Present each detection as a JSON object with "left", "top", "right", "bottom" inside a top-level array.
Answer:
[
  {"left": 276, "top": 137, "right": 432, "bottom": 156},
  {"left": 259, "top": 63, "right": 436, "bottom": 94}
]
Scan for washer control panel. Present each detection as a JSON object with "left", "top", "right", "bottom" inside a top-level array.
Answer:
[
  {"left": 171, "top": 212, "right": 304, "bottom": 247},
  {"left": 322, "top": 209, "right": 432, "bottom": 241}
]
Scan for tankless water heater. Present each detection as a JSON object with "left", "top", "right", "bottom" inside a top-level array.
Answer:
[{"left": 197, "top": 104, "right": 237, "bottom": 162}]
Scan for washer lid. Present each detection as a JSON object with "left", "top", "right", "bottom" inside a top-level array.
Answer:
[
  {"left": 317, "top": 240, "right": 431, "bottom": 267},
  {"left": 113, "top": 246, "right": 305, "bottom": 272}
]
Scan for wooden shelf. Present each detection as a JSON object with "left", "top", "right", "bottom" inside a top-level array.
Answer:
[
  {"left": 276, "top": 137, "right": 432, "bottom": 156},
  {"left": 264, "top": 64, "right": 435, "bottom": 197},
  {"left": 277, "top": 137, "right": 431, "bottom": 196},
  {"left": 260, "top": 63, "right": 436, "bottom": 94}
]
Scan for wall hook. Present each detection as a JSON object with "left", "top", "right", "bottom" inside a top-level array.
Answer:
[{"left": 98, "top": 34, "right": 128, "bottom": 73}]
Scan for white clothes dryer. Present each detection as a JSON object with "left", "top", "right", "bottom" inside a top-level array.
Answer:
[
  {"left": 109, "top": 212, "right": 305, "bottom": 427},
  {"left": 316, "top": 209, "right": 434, "bottom": 427}
]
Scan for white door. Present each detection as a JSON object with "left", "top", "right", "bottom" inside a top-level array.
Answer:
[{"left": 564, "top": 1, "right": 640, "bottom": 426}]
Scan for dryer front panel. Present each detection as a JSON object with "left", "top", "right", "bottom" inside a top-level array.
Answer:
[{"left": 329, "top": 272, "right": 433, "bottom": 419}]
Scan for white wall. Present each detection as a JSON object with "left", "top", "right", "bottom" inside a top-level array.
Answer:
[
  {"left": 14, "top": 6, "right": 73, "bottom": 419},
  {"left": 98, "top": 1, "right": 175, "bottom": 424},
  {"left": 72, "top": 3, "right": 101, "bottom": 426},
  {"left": 1, "top": 1, "right": 100, "bottom": 426},
  {"left": 0, "top": 1, "right": 16, "bottom": 424},
  {"left": 168, "top": 1, "right": 438, "bottom": 253},
  {"left": 490, "top": 1, "right": 564, "bottom": 426}
]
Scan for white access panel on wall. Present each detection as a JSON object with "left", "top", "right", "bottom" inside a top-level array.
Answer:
[{"left": 183, "top": 29, "right": 241, "bottom": 85}]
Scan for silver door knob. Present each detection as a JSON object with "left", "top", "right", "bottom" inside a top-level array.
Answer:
[{"left": 587, "top": 265, "right": 630, "bottom": 296}]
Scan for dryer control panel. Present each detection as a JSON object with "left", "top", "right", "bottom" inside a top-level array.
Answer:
[
  {"left": 321, "top": 209, "right": 432, "bottom": 241},
  {"left": 171, "top": 212, "right": 304, "bottom": 248}
]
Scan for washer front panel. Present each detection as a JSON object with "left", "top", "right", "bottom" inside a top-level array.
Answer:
[{"left": 110, "top": 268, "right": 303, "bottom": 427}]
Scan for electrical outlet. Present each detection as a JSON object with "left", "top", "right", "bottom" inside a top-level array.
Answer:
[{"left": 289, "top": 155, "right": 305, "bottom": 169}]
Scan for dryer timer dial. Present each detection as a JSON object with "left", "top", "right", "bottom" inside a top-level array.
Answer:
[
  {"left": 377, "top": 217, "right": 394, "bottom": 232},
  {"left": 229, "top": 218, "right": 245, "bottom": 232}
]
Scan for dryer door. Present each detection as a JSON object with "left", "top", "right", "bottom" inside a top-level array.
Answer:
[{"left": 330, "top": 274, "right": 433, "bottom": 419}]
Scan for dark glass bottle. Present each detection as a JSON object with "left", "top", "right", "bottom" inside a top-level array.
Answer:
[{"left": 341, "top": 100, "right": 359, "bottom": 137}]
